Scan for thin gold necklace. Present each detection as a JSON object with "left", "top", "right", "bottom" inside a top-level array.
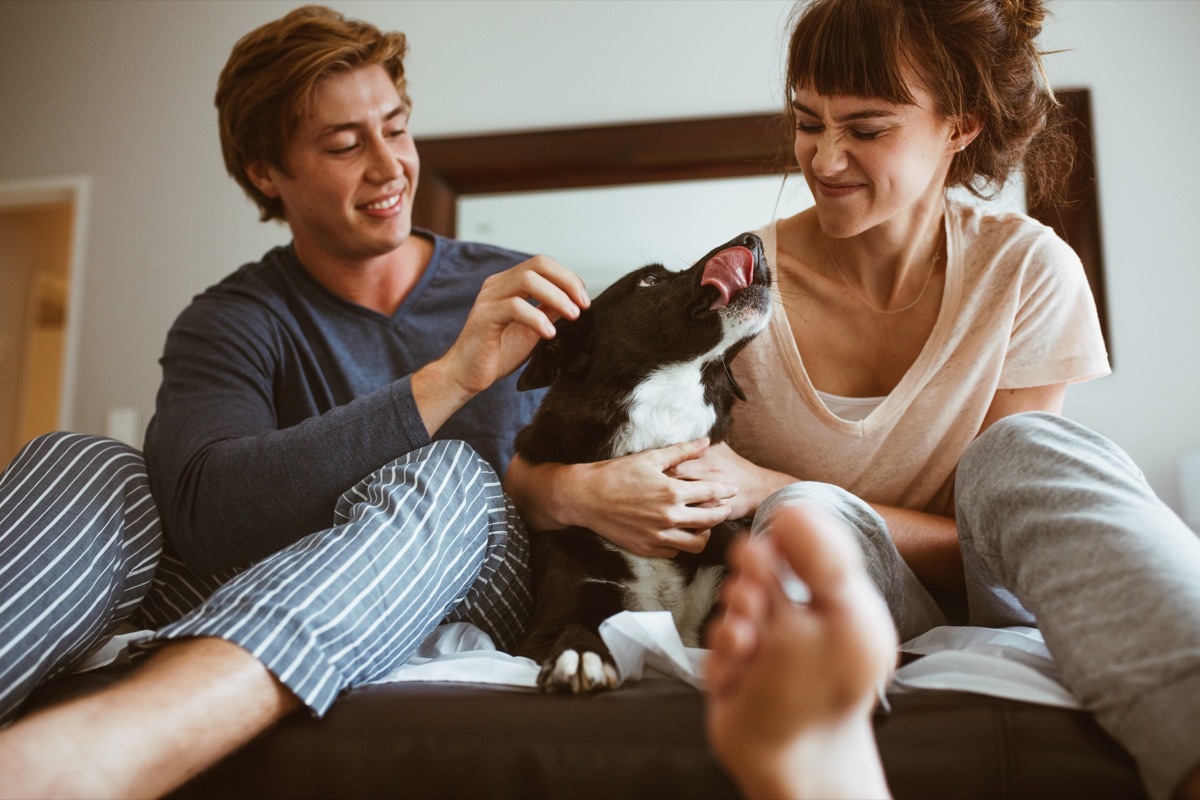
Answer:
[{"left": 823, "top": 232, "right": 940, "bottom": 314}]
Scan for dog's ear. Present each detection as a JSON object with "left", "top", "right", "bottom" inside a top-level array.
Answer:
[{"left": 517, "top": 313, "right": 591, "bottom": 391}]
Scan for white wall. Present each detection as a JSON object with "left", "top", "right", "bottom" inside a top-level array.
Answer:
[{"left": 0, "top": 0, "right": 1196, "bottom": 513}]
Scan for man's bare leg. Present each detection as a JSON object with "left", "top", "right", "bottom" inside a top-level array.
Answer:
[
  {"left": 705, "top": 504, "right": 898, "bottom": 800},
  {"left": 0, "top": 637, "right": 298, "bottom": 800}
]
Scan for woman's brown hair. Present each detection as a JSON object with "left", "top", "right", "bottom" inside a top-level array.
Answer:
[
  {"left": 215, "top": 5, "right": 410, "bottom": 222},
  {"left": 785, "top": 0, "right": 1072, "bottom": 209}
]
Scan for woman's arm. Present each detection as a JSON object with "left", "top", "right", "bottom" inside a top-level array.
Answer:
[
  {"left": 681, "top": 444, "right": 965, "bottom": 592},
  {"left": 870, "top": 504, "right": 961, "bottom": 593},
  {"left": 509, "top": 383, "right": 1067, "bottom": 581},
  {"left": 979, "top": 383, "right": 1066, "bottom": 432},
  {"left": 505, "top": 440, "right": 740, "bottom": 559},
  {"left": 882, "top": 382, "right": 1069, "bottom": 593}
]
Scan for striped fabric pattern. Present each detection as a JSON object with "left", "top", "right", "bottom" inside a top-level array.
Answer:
[
  {"left": 0, "top": 432, "right": 162, "bottom": 723},
  {"left": 442, "top": 491, "right": 532, "bottom": 650},
  {"left": 2, "top": 435, "right": 533, "bottom": 722},
  {"left": 141, "top": 440, "right": 532, "bottom": 716}
]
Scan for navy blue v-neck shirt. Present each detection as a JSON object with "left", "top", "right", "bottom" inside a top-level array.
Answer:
[{"left": 145, "top": 231, "right": 544, "bottom": 573}]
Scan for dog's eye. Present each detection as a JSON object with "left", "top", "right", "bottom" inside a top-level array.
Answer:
[{"left": 638, "top": 273, "right": 659, "bottom": 287}]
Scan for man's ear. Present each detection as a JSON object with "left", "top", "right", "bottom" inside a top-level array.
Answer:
[
  {"left": 244, "top": 161, "right": 280, "bottom": 199},
  {"left": 516, "top": 314, "right": 590, "bottom": 391}
]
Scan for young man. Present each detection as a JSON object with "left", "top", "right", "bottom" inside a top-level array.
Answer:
[{"left": 0, "top": 7, "right": 602, "bottom": 796}]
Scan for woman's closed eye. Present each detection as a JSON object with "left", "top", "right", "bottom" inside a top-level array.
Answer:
[{"left": 796, "top": 122, "right": 885, "bottom": 141}]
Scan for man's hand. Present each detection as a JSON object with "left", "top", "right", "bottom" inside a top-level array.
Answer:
[{"left": 413, "top": 255, "right": 590, "bottom": 436}]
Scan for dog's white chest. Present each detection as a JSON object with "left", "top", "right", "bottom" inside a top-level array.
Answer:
[
  {"left": 611, "top": 362, "right": 715, "bottom": 457},
  {"left": 619, "top": 554, "right": 724, "bottom": 647}
]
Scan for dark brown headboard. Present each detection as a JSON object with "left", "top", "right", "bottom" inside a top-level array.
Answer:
[{"left": 414, "top": 89, "right": 1107, "bottom": 345}]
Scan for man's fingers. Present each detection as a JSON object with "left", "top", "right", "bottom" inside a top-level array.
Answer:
[
  {"left": 516, "top": 269, "right": 584, "bottom": 324},
  {"left": 526, "top": 254, "right": 591, "bottom": 310},
  {"left": 501, "top": 295, "right": 557, "bottom": 340},
  {"left": 496, "top": 256, "right": 590, "bottom": 317}
]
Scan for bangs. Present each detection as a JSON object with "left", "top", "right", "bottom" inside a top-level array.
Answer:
[{"left": 787, "top": 0, "right": 916, "bottom": 106}]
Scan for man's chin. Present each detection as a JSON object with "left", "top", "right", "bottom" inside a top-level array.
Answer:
[{"left": 360, "top": 222, "right": 414, "bottom": 258}]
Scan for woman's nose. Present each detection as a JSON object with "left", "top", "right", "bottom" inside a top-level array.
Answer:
[{"left": 809, "top": 131, "right": 849, "bottom": 176}]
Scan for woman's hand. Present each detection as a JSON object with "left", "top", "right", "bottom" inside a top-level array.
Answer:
[
  {"left": 413, "top": 255, "right": 589, "bottom": 435},
  {"left": 506, "top": 439, "right": 740, "bottom": 559},
  {"left": 669, "top": 441, "right": 796, "bottom": 522}
]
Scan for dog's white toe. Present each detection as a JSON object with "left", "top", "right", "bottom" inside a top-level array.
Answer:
[
  {"left": 549, "top": 649, "right": 581, "bottom": 686},
  {"left": 542, "top": 648, "right": 621, "bottom": 693},
  {"left": 580, "top": 651, "right": 620, "bottom": 691}
]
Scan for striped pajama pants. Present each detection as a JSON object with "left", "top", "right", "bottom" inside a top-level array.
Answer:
[{"left": 0, "top": 432, "right": 531, "bottom": 723}]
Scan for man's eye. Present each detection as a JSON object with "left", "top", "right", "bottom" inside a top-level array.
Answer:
[
  {"left": 638, "top": 273, "right": 659, "bottom": 287},
  {"left": 327, "top": 142, "right": 358, "bottom": 155}
]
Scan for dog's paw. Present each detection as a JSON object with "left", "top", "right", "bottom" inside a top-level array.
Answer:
[{"left": 537, "top": 648, "right": 621, "bottom": 694}]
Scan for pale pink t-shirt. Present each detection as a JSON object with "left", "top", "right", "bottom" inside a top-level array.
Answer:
[{"left": 728, "top": 201, "right": 1111, "bottom": 516}]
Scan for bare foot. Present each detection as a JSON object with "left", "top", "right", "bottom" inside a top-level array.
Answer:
[{"left": 705, "top": 504, "right": 898, "bottom": 800}]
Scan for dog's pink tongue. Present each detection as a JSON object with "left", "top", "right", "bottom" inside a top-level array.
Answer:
[{"left": 701, "top": 246, "right": 755, "bottom": 309}]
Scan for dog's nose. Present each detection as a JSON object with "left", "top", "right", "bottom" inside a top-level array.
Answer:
[{"left": 735, "top": 232, "right": 762, "bottom": 250}]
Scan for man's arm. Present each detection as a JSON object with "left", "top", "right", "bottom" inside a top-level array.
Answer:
[
  {"left": 146, "top": 311, "right": 434, "bottom": 574},
  {"left": 148, "top": 255, "right": 589, "bottom": 575}
]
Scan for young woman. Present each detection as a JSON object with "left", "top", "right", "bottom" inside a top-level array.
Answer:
[{"left": 507, "top": 1, "right": 1200, "bottom": 797}]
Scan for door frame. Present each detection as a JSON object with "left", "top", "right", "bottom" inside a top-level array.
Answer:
[{"left": 0, "top": 175, "right": 91, "bottom": 431}]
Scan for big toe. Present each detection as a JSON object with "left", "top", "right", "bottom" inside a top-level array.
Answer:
[{"left": 766, "top": 504, "right": 865, "bottom": 606}]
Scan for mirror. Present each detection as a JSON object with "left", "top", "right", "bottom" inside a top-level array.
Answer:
[
  {"left": 414, "top": 94, "right": 1107, "bottom": 341},
  {"left": 458, "top": 175, "right": 814, "bottom": 293}
]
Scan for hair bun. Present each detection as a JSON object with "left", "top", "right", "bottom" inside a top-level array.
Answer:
[{"left": 1001, "top": 0, "right": 1046, "bottom": 43}]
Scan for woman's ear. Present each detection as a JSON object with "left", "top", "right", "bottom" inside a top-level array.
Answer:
[{"left": 950, "top": 113, "right": 984, "bottom": 153}]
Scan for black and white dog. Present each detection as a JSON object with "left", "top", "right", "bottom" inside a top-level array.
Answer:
[{"left": 513, "top": 232, "right": 772, "bottom": 693}]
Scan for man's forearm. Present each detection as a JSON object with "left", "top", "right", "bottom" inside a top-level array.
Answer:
[{"left": 411, "top": 359, "right": 477, "bottom": 439}]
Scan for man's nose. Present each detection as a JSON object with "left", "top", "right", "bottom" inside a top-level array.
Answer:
[{"left": 364, "top": 135, "right": 401, "bottom": 184}]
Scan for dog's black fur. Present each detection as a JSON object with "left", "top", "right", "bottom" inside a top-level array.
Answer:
[{"left": 513, "top": 232, "right": 772, "bottom": 693}]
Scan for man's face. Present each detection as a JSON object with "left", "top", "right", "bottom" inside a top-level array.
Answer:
[{"left": 249, "top": 64, "right": 419, "bottom": 269}]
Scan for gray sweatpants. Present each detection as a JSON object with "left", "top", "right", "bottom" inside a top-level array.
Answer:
[{"left": 754, "top": 412, "right": 1200, "bottom": 800}]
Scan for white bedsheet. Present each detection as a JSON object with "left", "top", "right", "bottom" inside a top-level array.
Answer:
[
  {"left": 370, "top": 611, "right": 1083, "bottom": 710},
  {"left": 74, "top": 612, "right": 1081, "bottom": 710}
]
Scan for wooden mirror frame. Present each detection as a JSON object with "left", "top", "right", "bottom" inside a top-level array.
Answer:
[{"left": 414, "top": 89, "right": 1108, "bottom": 344}]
